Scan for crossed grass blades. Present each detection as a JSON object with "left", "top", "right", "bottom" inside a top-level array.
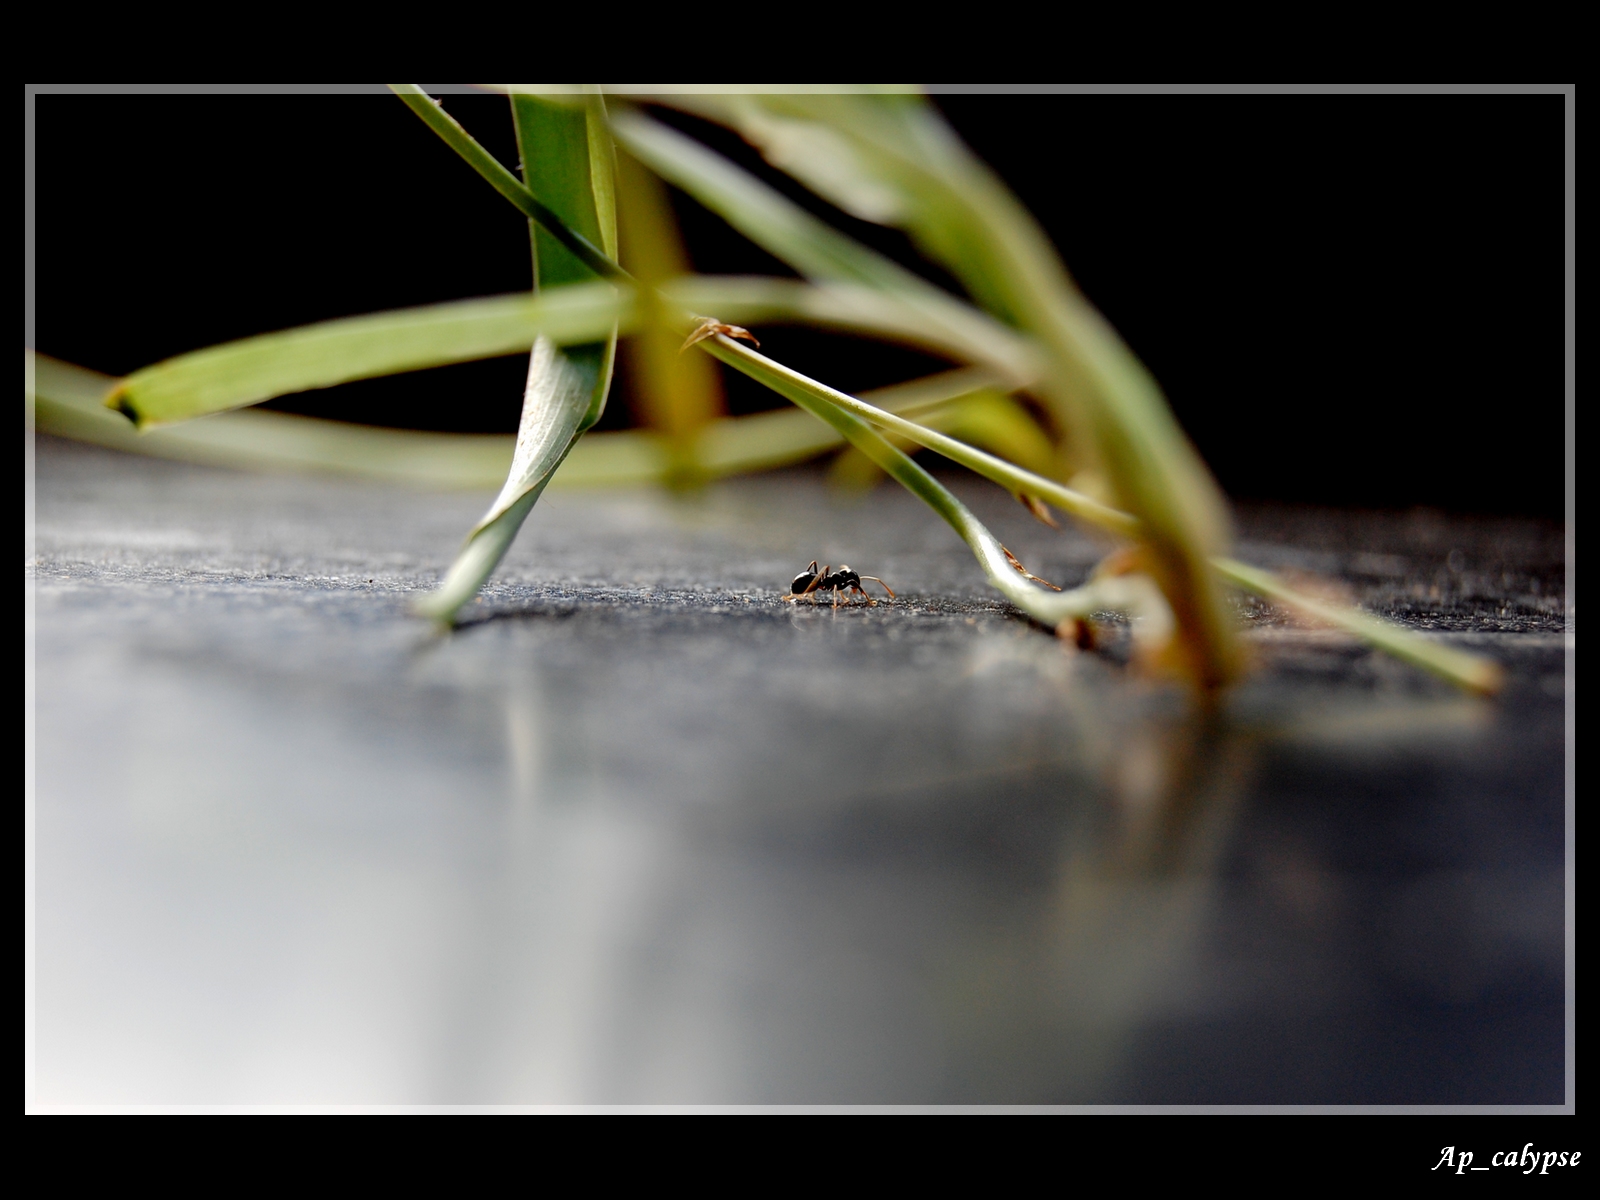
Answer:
[{"left": 28, "top": 86, "right": 1500, "bottom": 698}]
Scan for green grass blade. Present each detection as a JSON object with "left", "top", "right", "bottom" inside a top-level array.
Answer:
[
  {"left": 512, "top": 91, "right": 620, "bottom": 432},
  {"left": 514, "top": 91, "right": 616, "bottom": 288},
  {"left": 1210, "top": 559, "right": 1505, "bottom": 696},
  {"left": 36, "top": 352, "right": 997, "bottom": 491},
  {"left": 689, "top": 366, "right": 1005, "bottom": 478},
  {"left": 73, "top": 267, "right": 1043, "bottom": 464},
  {"left": 389, "top": 84, "right": 629, "bottom": 283},
  {"left": 828, "top": 390, "right": 1057, "bottom": 494},
  {"left": 662, "top": 277, "right": 1042, "bottom": 386},
  {"left": 415, "top": 90, "right": 625, "bottom": 624},
  {"left": 790, "top": 372, "right": 1141, "bottom": 538},
  {"left": 412, "top": 337, "right": 595, "bottom": 624},
  {"left": 613, "top": 113, "right": 1042, "bottom": 381},
  {"left": 32, "top": 352, "right": 516, "bottom": 487},
  {"left": 104, "top": 276, "right": 1024, "bottom": 433},
  {"left": 612, "top": 109, "right": 923, "bottom": 293},
  {"left": 927, "top": 392, "right": 1057, "bottom": 479},
  {"left": 654, "top": 95, "right": 1038, "bottom": 326},
  {"left": 556, "top": 370, "right": 1008, "bottom": 487},
  {"left": 108, "top": 286, "right": 624, "bottom": 428}
]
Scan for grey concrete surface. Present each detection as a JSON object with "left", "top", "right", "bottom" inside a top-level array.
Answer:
[{"left": 29, "top": 437, "right": 1569, "bottom": 1106}]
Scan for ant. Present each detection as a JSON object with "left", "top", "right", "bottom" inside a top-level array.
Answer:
[{"left": 782, "top": 561, "right": 896, "bottom": 607}]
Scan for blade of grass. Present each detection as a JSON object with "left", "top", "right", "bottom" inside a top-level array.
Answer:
[
  {"left": 798, "top": 371, "right": 1142, "bottom": 538},
  {"left": 612, "top": 112, "right": 1041, "bottom": 381},
  {"left": 557, "top": 367, "right": 1019, "bottom": 486},
  {"left": 107, "top": 286, "right": 624, "bottom": 429},
  {"left": 32, "top": 352, "right": 516, "bottom": 487},
  {"left": 103, "top": 276, "right": 1031, "bottom": 433},
  {"left": 611, "top": 110, "right": 930, "bottom": 295},
  {"left": 412, "top": 338, "right": 595, "bottom": 622},
  {"left": 512, "top": 90, "right": 620, "bottom": 432},
  {"left": 389, "top": 84, "right": 629, "bottom": 284},
  {"left": 652, "top": 95, "right": 1041, "bottom": 325},
  {"left": 555, "top": 369, "right": 1013, "bottom": 487},
  {"left": 414, "top": 90, "right": 624, "bottom": 625},
  {"left": 39, "top": 355, "right": 1006, "bottom": 492},
  {"left": 689, "top": 366, "right": 1007, "bottom": 478},
  {"left": 833, "top": 388, "right": 1060, "bottom": 494},
  {"left": 1210, "top": 558, "right": 1505, "bottom": 696},
  {"left": 662, "top": 277, "right": 1041, "bottom": 386}
]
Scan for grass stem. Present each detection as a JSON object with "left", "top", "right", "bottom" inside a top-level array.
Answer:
[{"left": 388, "top": 84, "right": 631, "bottom": 285}]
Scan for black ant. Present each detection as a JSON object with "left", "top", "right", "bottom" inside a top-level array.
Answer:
[{"left": 782, "top": 561, "right": 896, "bottom": 607}]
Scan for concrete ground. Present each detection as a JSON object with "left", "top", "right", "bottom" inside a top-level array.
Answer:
[{"left": 28, "top": 437, "right": 1569, "bottom": 1106}]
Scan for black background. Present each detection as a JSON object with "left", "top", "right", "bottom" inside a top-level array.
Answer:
[{"left": 32, "top": 92, "right": 1567, "bottom": 518}]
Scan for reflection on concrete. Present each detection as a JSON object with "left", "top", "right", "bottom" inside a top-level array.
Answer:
[{"left": 31, "top": 441, "right": 1565, "bottom": 1105}]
